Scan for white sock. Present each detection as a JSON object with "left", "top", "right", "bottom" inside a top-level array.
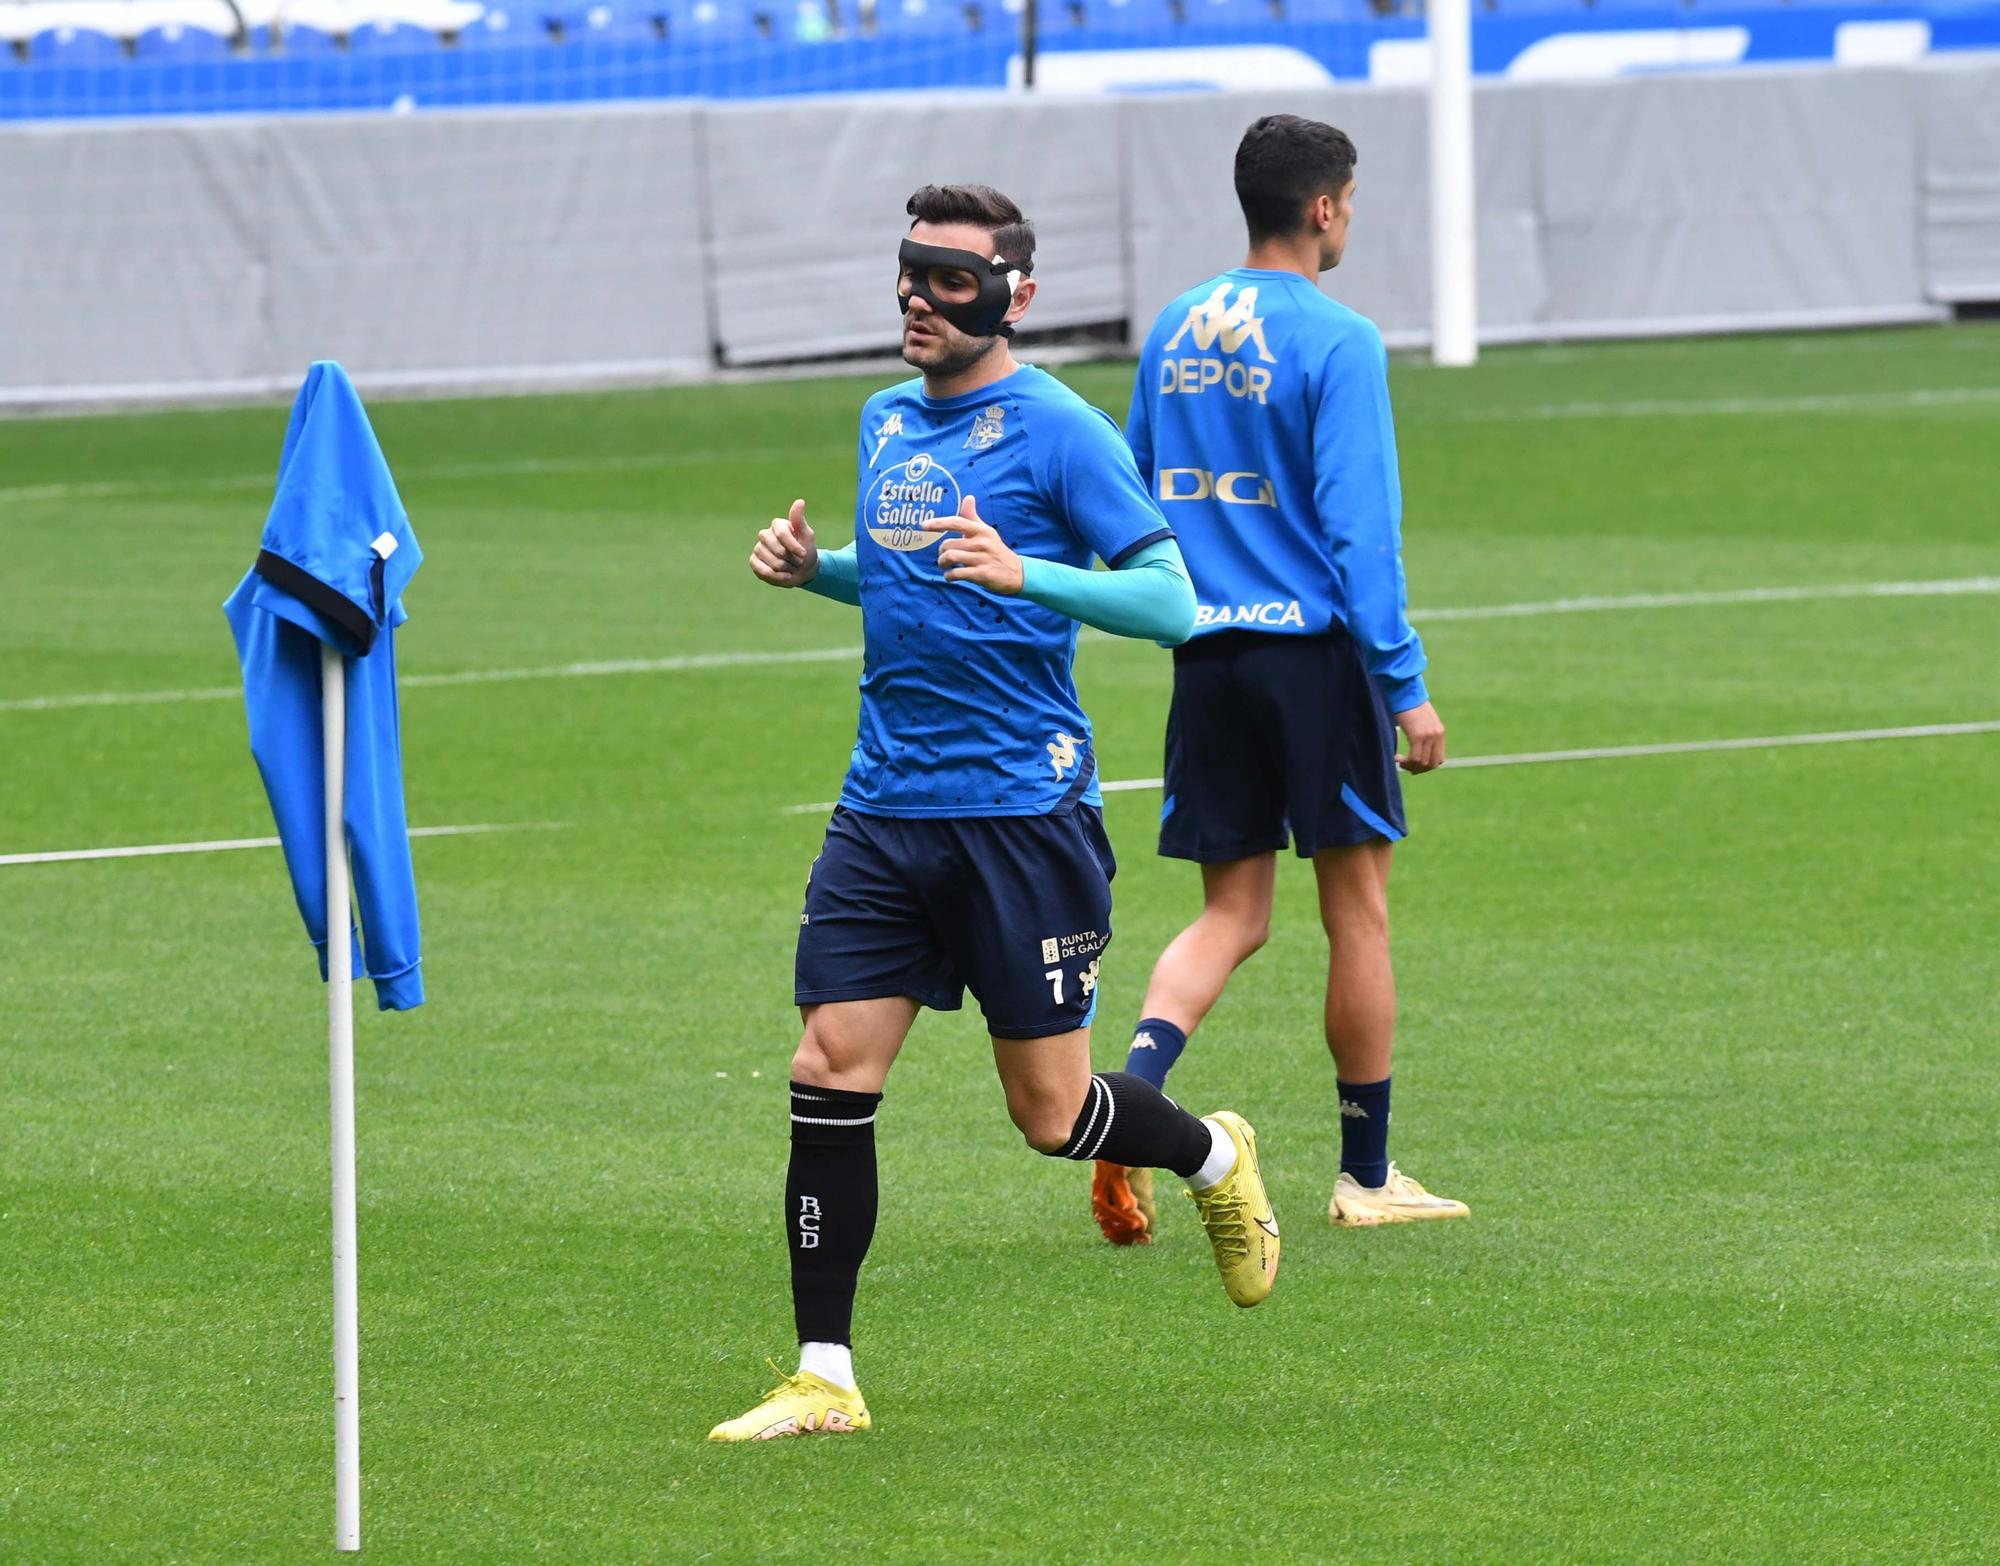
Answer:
[
  {"left": 798, "top": 1341, "right": 855, "bottom": 1390},
  {"left": 1186, "top": 1118, "right": 1237, "bottom": 1192}
]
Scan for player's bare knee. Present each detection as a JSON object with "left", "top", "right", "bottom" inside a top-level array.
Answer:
[
  {"left": 790, "top": 1030, "right": 837, "bottom": 1087},
  {"left": 792, "top": 1010, "right": 866, "bottom": 1088},
  {"left": 1023, "top": 1120, "right": 1072, "bottom": 1155},
  {"left": 1321, "top": 891, "right": 1389, "bottom": 949},
  {"left": 1201, "top": 902, "right": 1270, "bottom": 960},
  {"left": 1012, "top": 1094, "right": 1083, "bottom": 1154}
]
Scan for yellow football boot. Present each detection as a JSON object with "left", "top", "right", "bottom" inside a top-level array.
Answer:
[
  {"left": 1091, "top": 1161, "right": 1157, "bottom": 1245},
  {"left": 1329, "top": 1163, "right": 1470, "bottom": 1226},
  {"left": 708, "top": 1363, "right": 872, "bottom": 1443},
  {"left": 1185, "top": 1111, "right": 1279, "bottom": 1308}
]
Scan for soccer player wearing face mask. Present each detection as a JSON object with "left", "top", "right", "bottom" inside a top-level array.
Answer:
[
  {"left": 710, "top": 184, "right": 1281, "bottom": 1444},
  {"left": 1089, "top": 116, "right": 1469, "bottom": 1247}
]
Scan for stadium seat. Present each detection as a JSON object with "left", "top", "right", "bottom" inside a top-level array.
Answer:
[
  {"left": 662, "top": 0, "right": 768, "bottom": 43},
  {"left": 274, "top": 23, "right": 349, "bottom": 50},
  {"left": 450, "top": 7, "right": 535, "bottom": 44},
  {"left": 872, "top": 0, "right": 972, "bottom": 32},
  {"left": 1183, "top": 0, "right": 1270, "bottom": 26},
  {"left": 133, "top": 21, "right": 234, "bottom": 56},
  {"left": 786, "top": 0, "right": 836, "bottom": 38},
  {"left": 348, "top": 19, "right": 443, "bottom": 47},
  {"left": 535, "top": 0, "right": 604, "bottom": 36},
  {"left": 1274, "top": 0, "right": 1372, "bottom": 19},
  {"left": 27, "top": 25, "right": 127, "bottom": 62},
  {"left": 1082, "top": 0, "right": 1181, "bottom": 29}
]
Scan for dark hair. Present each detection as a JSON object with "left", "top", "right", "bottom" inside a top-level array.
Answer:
[
  {"left": 1233, "top": 115, "right": 1358, "bottom": 243},
  {"left": 905, "top": 184, "right": 1036, "bottom": 274}
]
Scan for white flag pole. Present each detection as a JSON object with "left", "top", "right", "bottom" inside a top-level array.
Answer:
[
  {"left": 1428, "top": 0, "right": 1478, "bottom": 366},
  {"left": 322, "top": 642, "right": 361, "bottom": 1552}
]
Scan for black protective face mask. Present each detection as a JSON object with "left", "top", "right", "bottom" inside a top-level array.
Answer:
[{"left": 897, "top": 238, "right": 1026, "bottom": 340}]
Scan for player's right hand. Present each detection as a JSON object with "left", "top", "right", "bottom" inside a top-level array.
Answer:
[
  {"left": 751, "top": 499, "right": 819, "bottom": 588},
  {"left": 1394, "top": 701, "right": 1446, "bottom": 773}
]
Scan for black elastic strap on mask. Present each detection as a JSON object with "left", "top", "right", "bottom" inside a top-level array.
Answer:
[{"left": 897, "top": 238, "right": 1026, "bottom": 339}]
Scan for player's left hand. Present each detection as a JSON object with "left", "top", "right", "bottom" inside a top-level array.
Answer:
[
  {"left": 922, "top": 497, "right": 1023, "bottom": 595},
  {"left": 1394, "top": 701, "right": 1446, "bottom": 773}
]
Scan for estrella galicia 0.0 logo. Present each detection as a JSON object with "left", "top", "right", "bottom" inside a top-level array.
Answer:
[{"left": 865, "top": 450, "right": 961, "bottom": 552}]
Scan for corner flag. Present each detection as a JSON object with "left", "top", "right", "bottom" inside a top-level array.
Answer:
[{"left": 222, "top": 361, "right": 425, "bottom": 1551}]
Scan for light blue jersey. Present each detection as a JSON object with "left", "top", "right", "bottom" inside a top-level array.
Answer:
[
  {"left": 1127, "top": 268, "right": 1428, "bottom": 713},
  {"left": 841, "top": 365, "right": 1172, "bottom": 817}
]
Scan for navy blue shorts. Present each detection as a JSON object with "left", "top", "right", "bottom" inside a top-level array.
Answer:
[
  {"left": 1158, "top": 627, "right": 1406, "bottom": 862},
  {"left": 795, "top": 804, "right": 1116, "bottom": 1040}
]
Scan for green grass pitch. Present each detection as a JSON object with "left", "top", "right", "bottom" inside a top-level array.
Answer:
[{"left": 3, "top": 325, "right": 1997, "bottom": 1563}]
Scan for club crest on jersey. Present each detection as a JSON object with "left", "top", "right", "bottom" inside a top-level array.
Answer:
[
  {"left": 964, "top": 404, "right": 1006, "bottom": 450},
  {"left": 864, "top": 449, "right": 960, "bottom": 552}
]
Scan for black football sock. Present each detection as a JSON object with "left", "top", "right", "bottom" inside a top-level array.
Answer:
[
  {"left": 786, "top": 1081, "right": 881, "bottom": 1348},
  {"left": 1047, "top": 1071, "right": 1211, "bottom": 1179},
  {"left": 1337, "top": 1075, "right": 1391, "bottom": 1189}
]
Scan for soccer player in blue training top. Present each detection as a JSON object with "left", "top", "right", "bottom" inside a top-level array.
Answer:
[
  {"left": 709, "top": 183, "right": 1280, "bottom": 1444},
  {"left": 1088, "top": 116, "right": 1470, "bottom": 1245}
]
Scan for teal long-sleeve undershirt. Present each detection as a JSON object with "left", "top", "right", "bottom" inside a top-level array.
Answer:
[
  {"left": 801, "top": 542, "right": 862, "bottom": 605},
  {"left": 802, "top": 537, "right": 1195, "bottom": 646}
]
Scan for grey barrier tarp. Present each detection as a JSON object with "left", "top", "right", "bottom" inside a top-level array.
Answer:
[
  {"left": 263, "top": 107, "right": 712, "bottom": 386},
  {"left": 700, "top": 94, "right": 1128, "bottom": 366},
  {"left": 1921, "top": 57, "right": 2000, "bottom": 303},
  {"left": 0, "top": 62, "right": 1993, "bottom": 408},
  {"left": 0, "top": 104, "right": 711, "bottom": 404},
  {"left": 1532, "top": 67, "right": 1935, "bottom": 337},
  {"left": 0, "top": 119, "right": 269, "bottom": 399},
  {"left": 1122, "top": 84, "right": 1545, "bottom": 349}
]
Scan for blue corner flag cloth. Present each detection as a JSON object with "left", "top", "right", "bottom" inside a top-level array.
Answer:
[{"left": 223, "top": 362, "right": 425, "bottom": 1012}]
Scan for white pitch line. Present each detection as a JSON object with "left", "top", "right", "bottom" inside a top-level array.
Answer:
[
  {"left": 6, "top": 576, "right": 1996, "bottom": 717},
  {"left": 1419, "top": 576, "right": 2000, "bottom": 622},
  {"left": 0, "top": 821, "right": 563, "bottom": 868},
  {"left": 1447, "top": 385, "right": 2000, "bottom": 422},
  {"left": 777, "top": 721, "right": 2000, "bottom": 815}
]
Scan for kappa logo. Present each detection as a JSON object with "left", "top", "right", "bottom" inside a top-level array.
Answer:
[
  {"left": 864, "top": 449, "right": 959, "bottom": 552},
  {"left": 1046, "top": 731, "right": 1082, "bottom": 781},
  {"left": 1339, "top": 1100, "right": 1369, "bottom": 1120},
  {"left": 1131, "top": 1030, "right": 1159, "bottom": 1052},
  {"left": 1164, "top": 283, "right": 1277, "bottom": 363},
  {"left": 870, "top": 412, "right": 904, "bottom": 466},
  {"left": 1078, "top": 958, "right": 1100, "bottom": 999},
  {"left": 964, "top": 403, "right": 1006, "bottom": 450},
  {"left": 1159, "top": 283, "right": 1278, "bottom": 403}
]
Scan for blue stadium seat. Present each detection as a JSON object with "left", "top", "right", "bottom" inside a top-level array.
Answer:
[
  {"left": 1183, "top": 0, "right": 1269, "bottom": 25},
  {"left": 784, "top": 0, "right": 838, "bottom": 39},
  {"left": 133, "top": 22, "right": 234, "bottom": 58},
  {"left": 1082, "top": 0, "right": 1181, "bottom": 28},
  {"left": 1275, "top": 0, "right": 1375, "bottom": 17},
  {"left": 872, "top": 0, "right": 970, "bottom": 31},
  {"left": 663, "top": 0, "right": 768, "bottom": 43},
  {"left": 276, "top": 23, "right": 348, "bottom": 52},
  {"left": 536, "top": 1, "right": 603, "bottom": 35},
  {"left": 28, "top": 26, "right": 127, "bottom": 62},
  {"left": 451, "top": 7, "right": 536, "bottom": 45},
  {"left": 348, "top": 20, "right": 443, "bottom": 49}
]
